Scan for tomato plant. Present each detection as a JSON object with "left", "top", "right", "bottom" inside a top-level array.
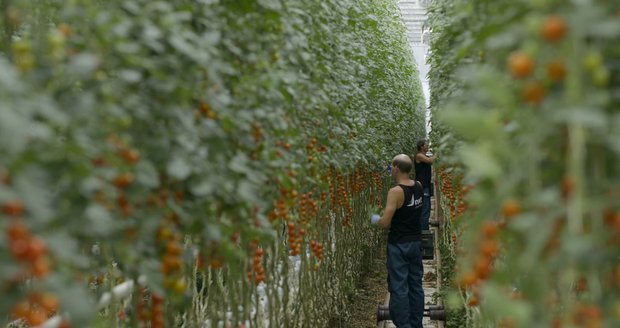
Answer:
[
  {"left": 429, "top": 0, "right": 620, "bottom": 327},
  {"left": 0, "top": 0, "right": 425, "bottom": 327}
]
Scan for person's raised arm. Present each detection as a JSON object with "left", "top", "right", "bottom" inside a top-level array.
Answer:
[
  {"left": 378, "top": 187, "right": 400, "bottom": 229},
  {"left": 415, "top": 152, "right": 436, "bottom": 164}
]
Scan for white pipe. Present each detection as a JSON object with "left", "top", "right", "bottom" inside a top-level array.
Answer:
[
  {"left": 31, "top": 275, "right": 146, "bottom": 328},
  {"left": 96, "top": 279, "right": 134, "bottom": 309},
  {"left": 34, "top": 316, "right": 61, "bottom": 328}
]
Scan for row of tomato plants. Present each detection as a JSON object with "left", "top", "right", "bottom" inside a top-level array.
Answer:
[
  {"left": 429, "top": 0, "right": 620, "bottom": 327},
  {"left": 0, "top": 0, "right": 425, "bottom": 327}
]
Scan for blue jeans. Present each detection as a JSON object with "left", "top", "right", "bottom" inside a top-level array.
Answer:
[
  {"left": 387, "top": 241, "right": 424, "bottom": 328},
  {"left": 421, "top": 187, "right": 431, "bottom": 231}
]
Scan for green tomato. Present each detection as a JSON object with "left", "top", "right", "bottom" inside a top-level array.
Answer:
[
  {"left": 11, "top": 40, "right": 32, "bottom": 55},
  {"left": 524, "top": 15, "right": 543, "bottom": 35},
  {"left": 16, "top": 54, "right": 35, "bottom": 72},
  {"left": 118, "top": 116, "right": 133, "bottom": 128},
  {"left": 582, "top": 51, "right": 603, "bottom": 72},
  {"left": 95, "top": 70, "right": 107, "bottom": 81},
  {"left": 48, "top": 30, "right": 65, "bottom": 49},
  {"left": 592, "top": 68, "right": 609, "bottom": 87}
]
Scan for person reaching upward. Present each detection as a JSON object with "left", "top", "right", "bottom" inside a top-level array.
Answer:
[{"left": 414, "top": 139, "right": 436, "bottom": 231}]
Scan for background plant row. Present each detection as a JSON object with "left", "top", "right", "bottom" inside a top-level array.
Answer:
[
  {"left": 0, "top": 0, "right": 425, "bottom": 326},
  {"left": 428, "top": 0, "right": 620, "bottom": 327}
]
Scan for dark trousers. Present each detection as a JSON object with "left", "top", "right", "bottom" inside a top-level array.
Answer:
[
  {"left": 421, "top": 187, "right": 431, "bottom": 231},
  {"left": 387, "top": 241, "right": 424, "bottom": 328}
]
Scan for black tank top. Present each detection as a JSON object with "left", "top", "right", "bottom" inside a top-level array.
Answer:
[
  {"left": 414, "top": 157, "right": 432, "bottom": 189},
  {"left": 388, "top": 182, "right": 423, "bottom": 244}
]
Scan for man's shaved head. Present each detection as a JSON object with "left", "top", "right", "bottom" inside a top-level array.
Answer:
[{"left": 392, "top": 154, "right": 413, "bottom": 174}]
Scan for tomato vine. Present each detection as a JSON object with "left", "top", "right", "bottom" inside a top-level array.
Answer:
[
  {"left": 0, "top": 0, "right": 425, "bottom": 327},
  {"left": 429, "top": 0, "right": 620, "bottom": 327}
]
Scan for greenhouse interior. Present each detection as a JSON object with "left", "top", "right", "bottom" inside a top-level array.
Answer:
[{"left": 1, "top": 0, "right": 619, "bottom": 327}]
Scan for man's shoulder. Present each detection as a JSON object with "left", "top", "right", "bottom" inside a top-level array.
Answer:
[
  {"left": 388, "top": 185, "right": 407, "bottom": 196},
  {"left": 389, "top": 182, "right": 414, "bottom": 192}
]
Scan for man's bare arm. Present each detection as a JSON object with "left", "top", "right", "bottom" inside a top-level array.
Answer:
[
  {"left": 378, "top": 187, "right": 401, "bottom": 229},
  {"left": 416, "top": 152, "right": 435, "bottom": 164}
]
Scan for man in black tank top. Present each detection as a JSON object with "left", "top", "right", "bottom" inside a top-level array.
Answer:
[{"left": 376, "top": 154, "right": 424, "bottom": 328}]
